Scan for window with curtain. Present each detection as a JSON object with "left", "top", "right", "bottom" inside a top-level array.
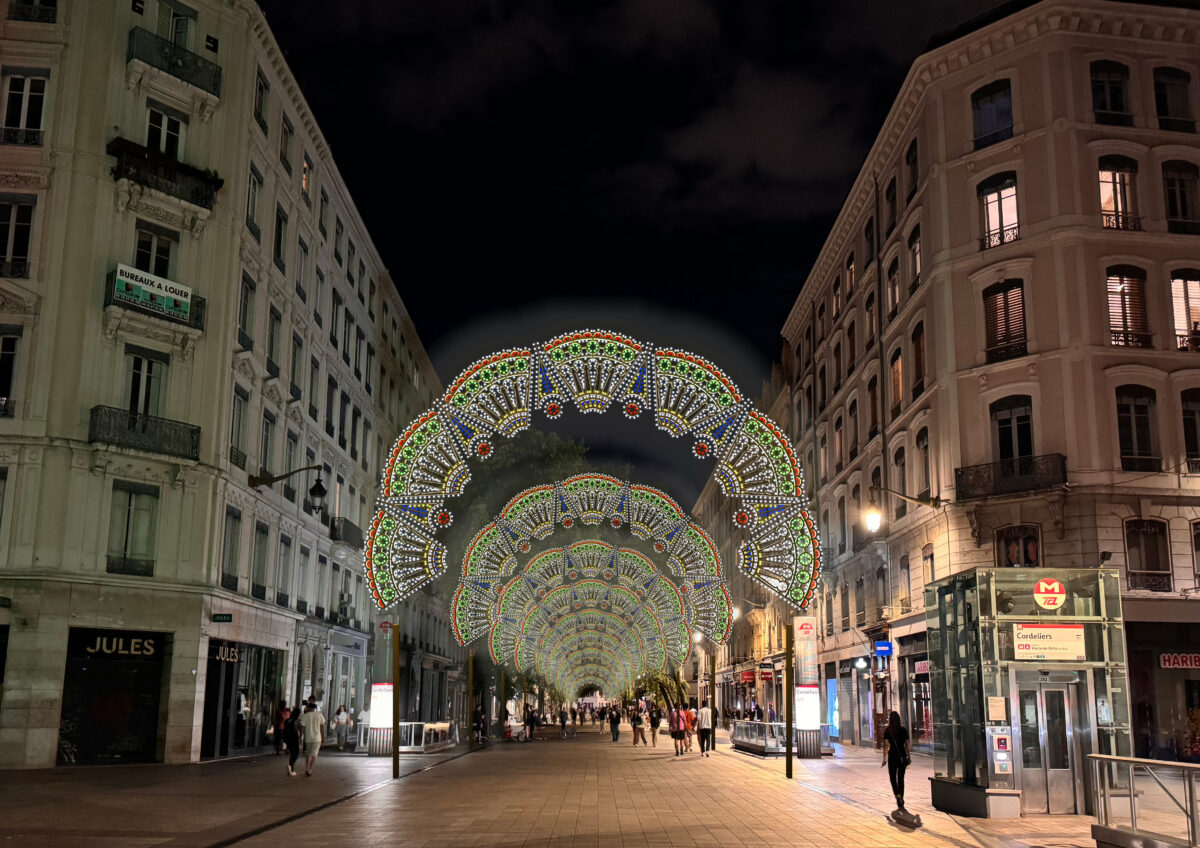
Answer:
[
  {"left": 997, "top": 525, "right": 1041, "bottom": 567},
  {"left": 978, "top": 171, "right": 1019, "bottom": 248},
  {"left": 107, "top": 481, "right": 158, "bottom": 576},
  {"left": 983, "top": 278, "right": 1027, "bottom": 362},
  {"left": 887, "top": 259, "right": 901, "bottom": 315},
  {"left": 1107, "top": 265, "right": 1151, "bottom": 348},
  {"left": 1099, "top": 155, "right": 1139, "bottom": 230},
  {"left": 1115, "top": 384, "right": 1159, "bottom": 471},
  {"left": 908, "top": 227, "right": 922, "bottom": 291},
  {"left": 1125, "top": 519, "right": 1171, "bottom": 592},
  {"left": 1171, "top": 268, "right": 1200, "bottom": 351}
]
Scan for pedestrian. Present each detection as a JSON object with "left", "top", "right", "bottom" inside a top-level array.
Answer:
[
  {"left": 282, "top": 705, "right": 302, "bottom": 775},
  {"left": 609, "top": 705, "right": 621, "bottom": 742},
  {"left": 648, "top": 704, "right": 662, "bottom": 747},
  {"left": 682, "top": 704, "right": 695, "bottom": 752},
  {"left": 668, "top": 705, "right": 684, "bottom": 756},
  {"left": 768, "top": 702, "right": 777, "bottom": 723},
  {"left": 698, "top": 699, "right": 713, "bottom": 757},
  {"left": 631, "top": 708, "right": 646, "bottom": 746},
  {"left": 571, "top": 706, "right": 577, "bottom": 726},
  {"left": 300, "top": 701, "right": 325, "bottom": 777},
  {"left": 559, "top": 706, "right": 568, "bottom": 737},
  {"left": 272, "top": 699, "right": 287, "bottom": 754},
  {"left": 756, "top": 703, "right": 764, "bottom": 722},
  {"left": 334, "top": 705, "right": 351, "bottom": 750},
  {"left": 881, "top": 711, "right": 912, "bottom": 810}
]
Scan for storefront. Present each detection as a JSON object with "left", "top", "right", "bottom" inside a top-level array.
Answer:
[
  {"left": 200, "top": 639, "right": 285, "bottom": 758},
  {"left": 897, "top": 633, "right": 931, "bottom": 754},
  {"left": 926, "top": 568, "right": 1129, "bottom": 819},
  {"left": 823, "top": 661, "right": 839, "bottom": 740},
  {"left": 1127, "top": 621, "right": 1200, "bottom": 761},
  {"left": 57, "top": 627, "right": 171, "bottom": 765}
]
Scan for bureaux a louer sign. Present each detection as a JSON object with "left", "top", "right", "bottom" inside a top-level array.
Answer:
[{"left": 113, "top": 263, "right": 192, "bottom": 323}]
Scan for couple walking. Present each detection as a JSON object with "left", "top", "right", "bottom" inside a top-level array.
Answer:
[{"left": 667, "top": 700, "right": 713, "bottom": 757}]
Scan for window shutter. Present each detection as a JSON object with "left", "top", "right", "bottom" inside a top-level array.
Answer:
[
  {"left": 984, "top": 280, "right": 1025, "bottom": 347},
  {"left": 1107, "top": 269, "right": 1148, "bottom": 335}
]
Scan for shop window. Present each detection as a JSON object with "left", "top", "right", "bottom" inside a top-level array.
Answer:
[
  {"left": 1125, "top": 519, "right": 1171, "bottom": 592},
  {"left": 106, "top": 481, "right": 158, "bottom": 576},
  {"left": 996, "top": 525, "right": 1040, "bottom": 567}
]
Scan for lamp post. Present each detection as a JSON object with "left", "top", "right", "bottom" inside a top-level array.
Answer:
[{"left": 248, "top": 464, "right": 328, "bottom": 513}]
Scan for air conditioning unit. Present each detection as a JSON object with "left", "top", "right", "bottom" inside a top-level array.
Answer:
[{"left": 338, "top": 592, "right": 351, "bottom": 604}]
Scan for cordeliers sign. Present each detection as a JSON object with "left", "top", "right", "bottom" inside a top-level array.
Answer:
[{"left": 1160, "top": 653, "right": 1200, "bottom": 669}]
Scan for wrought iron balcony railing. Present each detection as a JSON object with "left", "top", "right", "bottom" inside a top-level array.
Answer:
[
  {"left": 127, "top": 27, "right": 222, "bottom": 97},
  {"left": 220, "top": 572, "right": 238, "bottom": 592},
  {"left": 1102, "top": 212, "right": 1142, "bottom": 230},
  {"left": 0, "top": 260, "right": 29, "bottom": 278},
  {"left": 1, "top": 127, "right": 42, "bottom": 146},
  {"left": 89, "top": 405, "right": 201, "bottom": 461},
  {"left": 1121, "top": 454, "right": 1161, "bottom": 472},
  {"left": 1128, "top": 571, "right": 1172, "bottom": 592},
  {"left": 980, "top": 224, "right": 1020, "bottom": 250},
  {"left": 1168, "top": 217, "right": 1200, "bottom": 235},
  {"left": 107, "top": 137, "right": 222, "bottom": 211},
  {"left": 106, "top": 555, "right": 153, "bottom": 576},
  {"left": 954, "top": 453, "right": 1067, "bottom": 500},
  {"left": 7, "top": 2, "right": 56, "bottom": 22},
  {"left": 330, "top": 516, "right": 364, "bottom": 549},
  {"left": 229, "top": 446, "right": 246, "bottom": 469},
  {"left": 104, "top": 267, "right": 206, "bottom": 331},
  {"left": 1110, "top": 330, "right": 1153, "bottom": 348},
  {"left": 986, "top": 338, "right": 1027, "bottom": 363}
]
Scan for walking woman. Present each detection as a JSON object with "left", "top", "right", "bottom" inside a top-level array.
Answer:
[
  {"left": 282, "top": 705, "right": 302, "bottom": 776},
  {"left": 881, "top": 711, "right": 912, "bottom": 810}
]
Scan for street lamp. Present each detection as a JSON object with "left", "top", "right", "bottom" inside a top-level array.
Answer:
[
  {"left": 863, "top": 485, "right": 947, "bottom": 533},
  {"left": 248, "top": 464, "right": 327, "bottom": 513}
]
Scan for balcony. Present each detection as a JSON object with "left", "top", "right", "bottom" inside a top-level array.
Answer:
[
  {"left": 1167, "top": 217, "right": 1200, "bottom": 235},
  {"left": 0, "top": 260, "right": 29, "bottom": 279},
  {"left": 1110, "top": 331, "right": 1153, "bottom": 349},
  {"left": 1128, "top": 571, "right": 1172, "bottom": 592},
  {"left": 974, "top": 125, "right": 1013, "bottom": 150},
  {"left": 89, "top": 405, "right": 201, "bottom": 461},
  {"left": 127, "top": 26, "right": 222, "bottom": 98},
  {"left": 330, "top": 517, "right": 364, "bottom": 549},
  {"left": 220, "top": 572, "right": 238, "bottom": 592},
  {"left": 251, "top": 582, "right": 267, "bottom": 601},
  {"left": 104, "top": 266, "right": 206, "bottom": 331},
  {"left": 7, "top": 2, "right": 57, "bottom": 23},
  {"left": 1094, "top": 110, "right": 1134, "bottom": 127},
  {"left": 1102, "top": 212, "right": 1142, "bottom": 231},
  {"left": 1, "top": 128, "right": 42, "bottom": 146},
  {"left": 296, "top": 599, "right": 308, "bottom": 615},
  {"left": 106, "top": 556, "right": 153, "bottom": 576},
  {"left": 898, "top": 596, "right": 913, "bottom": 614},
  {"left": 1120, "top": 454, "right": 1161, "bottom": 472},
  {"left": 276, "top": 591, "right": 289, "bottom": 608},
  {"left": 107, "top": 137, "right": 222, "bottom": 211},
  {"left": 955, "top": 453, "right": 1067, "bottom": 500},
  {"left": 986, "top": 338, "right": 1027, "bottom": 363},
  {"left": 979, "top": 224, "right": 1020, "bottom": 250},
  {"left": 0, "top": 397, "right": 13, "bottom": 417},
  {"left": 229, "top": 446, "right": 246, "bottom": 469}
]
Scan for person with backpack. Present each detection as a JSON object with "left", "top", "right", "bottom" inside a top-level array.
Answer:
[{"left": 881, "top": 711, "right": 912, "bottom": 810}]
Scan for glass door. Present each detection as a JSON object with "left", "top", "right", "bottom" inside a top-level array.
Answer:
[{"left": 1016, "top": 675, "right": 1080, "bottom": 814}]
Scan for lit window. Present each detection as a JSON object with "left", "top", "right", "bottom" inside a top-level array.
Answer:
[
  {"left": 1107, "top": 265, "right": 1150, "bottom": 348},
  {"left": 1098, "top": 155, "right": 1139, "bottom": 230},
  {"left": 978, "top": 172, "right": 1019, "bottom": 248}
]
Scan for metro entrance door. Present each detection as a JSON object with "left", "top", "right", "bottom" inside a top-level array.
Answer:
[{"left": 1014, "top": 670, "right": 1083, "bottom": 814}]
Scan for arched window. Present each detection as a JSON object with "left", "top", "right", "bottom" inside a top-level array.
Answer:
[
  {"left": 867, "top": 376, "right": 879, "bottom": 435},
  {"left": 817, "top": 303, "right": 827, "bottom": 340},
  {"left": 1126, "top": 519, "right": 1171, "bottom": 591},
  {"left": 825, "top": 592, "right": 835, "bottom": 635},
  {"left": 839, "top": 584, "right": 851, "bottom": 631},
  {"left": 916, "top": 427, "right": 931, "bottom": 496},
  {"left": 846, "top": 252, "right": 856, "bottom": 291},
  {"left": 1154, "top": 67, "right": 1194, "bottom": 132},
  {"left": 1107, "top": 264, "right": 1150, "bottom": 347},
  {"left": 837, "top": 497, "right": 847, "bottom": 554},
  {"left": 991, "top": 395, "right": 1033, "bottom": 476},
  {"left": 1091, "top": 60, "right": 1132, "bottom": 125},
  {"left": 1115, "top": 384, "right": 1159, "bottom": 471},
  {"left": 887, "top": 258, "right": 901, "bottom": 314},
  {"left": 972, "top": 79, "right": 1013, "bottom": 149},
  {"left": 818, "top": 363, "right": 827, "bottom": 408},
  {"left": 854, "top": 576, "right": 866, "bottom": 627},
  {"left": 893, "top": 447, "right": 907, "bottom": 518},
  {"left": 833, "top": 343, "right": 842, "bottom": 389},
  {"left": 978, "top": 171, "right": 1019, "bottom": 248},
  {"left": 819, "top": 434, "right": 828, "bottom": 482},
  {"left": 846, "top": 322, "right": 856, "bottom": 373},
  {"left": 911, "top": 323, "right": 926, "bottom": 395},
  {"left": 908, "top": 226, "right": 922, "bottom": 290},
  {"left": 871, "top": 465, "right": 882, "bottom": 493},
  {"left": 905, "top": 139, "right": 919, "bottom": 199},
  {"left": 864, "top": 218, "right": 876, "bottom": 260},
  {"left": 847, "top": 399, "right": 859, "bottom": 456},
  {"left": 899, "top": 555, "right": 912, "bottom": 605},
  {"left": 889, "top": 348, "right": 904, "bottom": 418},
  {"left": 875, "top": 566, "right": 886, "bottom": 613},
  {"left": 865, "top": 293, "right": 877, "bottom": 347},
  {"left": 833, "top": 415, "right": 844, "bottom": 469},
  {"left": 1099, "top": 155, "right": 1139, "bottom": 229},
  {"left": 1182, "top": 388, "right": 1200, "bottom": 470},
  {"left": 832, "top": 276, "right": 843, "bottom": 317},
  {"left": 922, "top": 543, "right": 935, "bottom": 584},
  {"left": 1171, "top": 268, "right": 1200, "bottom": 350},
  {"left": 996, "top": 525, "right": 1040, "bottom": 567},
  {"left": 1164, "top": 161, "right": 1199, "bottom": 233}
]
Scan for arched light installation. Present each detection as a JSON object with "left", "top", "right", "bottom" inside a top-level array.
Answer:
[
  {"left": 451, "top": 473, "right": 733, "bottom": 649},
  {"left": 367, "top": 330, "right": 821, "bottom": 620}
]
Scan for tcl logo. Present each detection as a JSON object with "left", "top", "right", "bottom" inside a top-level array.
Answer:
[{"left": 1033, "top": 579, "right": 1066, "bottom": 609}]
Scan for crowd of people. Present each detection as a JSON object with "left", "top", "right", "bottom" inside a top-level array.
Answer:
[{"left": 271, "top": 699, "right": 362, "bottom": 777}]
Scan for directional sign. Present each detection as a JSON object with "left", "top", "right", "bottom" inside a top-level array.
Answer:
[
  {"left": 874, "top": 641, "right": 893, "bottom": 657},
  {"left": 1033, "top": 578, "right": 1066, "bottom": 610}
]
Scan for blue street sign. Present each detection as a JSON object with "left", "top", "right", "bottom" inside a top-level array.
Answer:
[{"left": 874, "top": 641, "right": 893, "bottom": 657}]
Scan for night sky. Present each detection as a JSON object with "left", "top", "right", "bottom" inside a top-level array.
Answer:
[{"left": 256, "top": 0, "right": 1001, "bottom": 501}]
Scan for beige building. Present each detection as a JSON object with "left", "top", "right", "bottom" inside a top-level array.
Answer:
[
  {"left": 0, "top": 0, "right": 461, "bottom": 768},
  {"left": 695, "top": 0, "right": 1200, "bottom": 781}
]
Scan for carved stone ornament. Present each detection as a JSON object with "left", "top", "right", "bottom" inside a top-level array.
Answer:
[
  {"left": 1046, "top": 493, "right": 1065, "bottom": 538},
  {"left": 118, "top": 183, "right": 210, "bottom": 239},
  {"left": 0, "top": 280, "right": 39, "bottom": 316},
  {"left": 965, "top": 503, "right": 982, "bottom": 547},
  {"left": 0, "top": 171, "right": 44, "bottom": 190},
  {"left": 262, "top": 381, "right": 283, "bottom": 408},
  {"left": 285, "top": 404, "right": 304, "bottom": 427},
  {"left": 233, "top": 353, "right": 257, "bottom": 383},
  {"left": 101, "top": 306, "right": 200, "bottom": 360}
]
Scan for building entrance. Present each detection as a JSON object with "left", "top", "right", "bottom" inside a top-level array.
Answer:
[{"left": 1015, "top": 670, "right": 1084, "bottom": 814}]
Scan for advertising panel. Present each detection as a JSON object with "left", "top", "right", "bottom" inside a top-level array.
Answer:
[
  {"left": 1013, "top": 623, "right": 1086, "bottom": 661},
  {"left": 113, "top": 263, "right": 192, "bottom": 323}
]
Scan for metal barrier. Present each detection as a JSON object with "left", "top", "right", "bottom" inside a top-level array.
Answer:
[
  {"left": 729, "top": 720, "right": 823, "bottom": 758},
  {"left": 1089, "top": 753, "right": 1200, "bottom": 848},
  {"left": 367, "top": 721, "right": 459, "bottom": 755}
]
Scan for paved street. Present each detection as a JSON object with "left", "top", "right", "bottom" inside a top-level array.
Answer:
[{"left": 0, "top": 725, "right": 1107, "bottom": 848}]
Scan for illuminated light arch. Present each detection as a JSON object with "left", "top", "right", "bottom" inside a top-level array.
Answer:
[
  {"left": 367, "top": 329, "right": 821, "bottom": 619},
  {"left": 451, "top": 473, "right": 732, "bottom": 648}
]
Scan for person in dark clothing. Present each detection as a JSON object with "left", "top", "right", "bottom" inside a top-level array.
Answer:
[
  {"left": 609, "top": 706, "right": 621, "bottom": 742},
  {"left": 881, "top": 711, "right": 912, "bottom": 809},
  {"left": 282, "top": 705, "right": 302, "bottom": 776},
  {"left": 272, "top": 699, "right": 287, "bottom": 754}
]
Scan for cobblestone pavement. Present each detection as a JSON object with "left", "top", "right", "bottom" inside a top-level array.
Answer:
[{"left": 0, "top": 725, "right": 1113, "bottom": 848}]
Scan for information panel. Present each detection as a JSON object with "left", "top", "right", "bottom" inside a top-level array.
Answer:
[{"left": 1013, "top": 623, "right": 1085, "bottom": 661}]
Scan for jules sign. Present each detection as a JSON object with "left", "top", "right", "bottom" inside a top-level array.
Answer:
[{"left": 67, "top": 627, "right": 167, "bottom": 661}]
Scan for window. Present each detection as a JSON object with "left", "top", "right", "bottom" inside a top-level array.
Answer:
[
  {"left": 314, "top": 268, "right": 324, "bottom": 326},
  {"left": 259, "top": 411, "right": 275, "bottom": 474},
  {"left": 221, "top": 508, "right": 241, "bottom": 589},
  {"left": 267, "top": 306, "right": 281, "bottom": 368},
  {"left": 818, "top": 364, "right": 826, "bottom": 409},
  {"left": 1116, "top": 385, "right": 1159, "bottom": 471},
  {"left": 350, "top": 406, "right": 361, "bottom": 459},
  {"left": 846, "top": 322, "right": 856, "bottom": 373},
  {"left": 334, "top": 216, "right": 344, "bottom": 264},
  {"left": 7, "top": 0, "right": 57, "bottom": 24},
  {"left": 279, "top": 115, "right": 293, "bottom": 172},
  {"left": 285, "top": 430, "right": 297, "bottom": 476},
  {"left": 818, "top": 435, "right": 826, "bottom": 482},
  {"left": 295, "top": 238, "right": 308, "bottom": 301},
  {"left": 864, "top": 218, "right": 875, "bottom": 260},
  {"left": 230, "top": 388, "right": 247, "bottom": 467},
  {"left": 833, "top": 416, "right": 843, "bottom": 468},
  {"left": 1126, "top": 519, "right": 1171, "bottom": 591},
  {"left": 911, "top": 323, "right": 925, "bottom": 395},
  {"left": 983, "top": 279, "right": 1027, "bottom": 362},
  {"left": 147, "top": 107, "right": 181, "bottom": 159},
  {"left": 905, "top": 139, "right": 918, "bottom": 199},
  {"left": 354, "top": 328, "right": 364, "bottom": 377},
  {"left": 318, "top": 190, "right": 329, "bottom": 236},
  {"left": 992, "top": 395, "right": 1033, "bottom": 475},
  {"left": 817, "top": 304, "right": 826, "bottom": 340},
  {"left": 832, "top": 344, "right": 841, "bottom": 388},
  {"left": 301, "top": 154, "right": 313, "bottom": 202},
  {"left": 864, "top": 293, "right": 876, "bottom": 347},
  {"left": 916, "top": 428, "right": 930, "bottom": 497},
  {"left": 272, "top": 206, "right": 287, "bottom": 272},
  {"left": 979, "top": 172, "right": 1019, "bottom": 248},
  {"left": 342, "top": 311, "right": 353, "bottom": 359},
  {"left": 832, "top": 277, "right": 842, "bottom": 317},
  {"left": 898, "top": 555, "right": 911, "bottom": 603},
  {"left": 0, "top": 197, "right": 30, "bottom": 278},
  {"left": 237, "top": 274, "right": 255, "bottom": 344},
  {"left": 125, "top": 347, "right": 166, "bottom": 417},
  {"left": 275, "top": 535, "right": 292, "bottom": 605},
  {"left": 867, "top": 376, "right": 879, "bottom": 435},
  {"left": 837, "top": 497, "right": 846, "bottom": 554},
  {"left": 825, "top": 593, "right": 834, "bottom": 634},
  {"left": 847, "top": 400, "right": 858, "bottom": 454},
  {"left": 246, "top": 165, "right": 262, "bottom": 237},
  {"left": 997, "top": 525, "right": 1040, "bottom": 567},
  {"left": 1099, "top": 155, "right": 1140, "bottom": 230},
  {"left": 339, "top": 392, "right": 350, "bottom": 448},
  {"left": 1154, "top": 67, "right": 1195, "bottom": 133},
  {"left": 1172, "top": 269, "right": 1200, "bottom": 351},
  {"left": 1091, "top": 61, "right": 1132, "bottom": 126},
  {"left": 308, "top": 357, "right": 319, "bottom": 419},
  {"left": 365, "top": 345, "right": 375, "bottom": 394},
  {"left": 325, "top": 377, "right": 336, "bottom": 435},
  {"left": 893, "top": 447, "right": 907, "bottom": 519},
  {"left": 1107, "top": 265, "right": 1150, "bottom": 348},
  {"left": 886, "top": 259, "right": 900, "bottom": 315},
  {"left": 889, "top": 348, "right": 903, "bottom": 417},
  {"left": 330, "top": 291, "right": 342, "bottom": 347},
  {"left": 0, "top": 331, "right": 18, "bottom": 416},
  {"left": 155, "top": 0, "right": 193, "bottom": 47},
  {"left": 252, "top": 523, "right": 269, "bottom": 594},
  {"left": 884, "top": 179, "right": 897, "bottom": 234},
  {"left": 840, "top": 585, "right": 850, "bottom": 631},
  {"left": 347, "top": 241, "right": 357, "bottom": 283},
  {"left": 972, "top": 79, "right": 1013, "bottom": 149},
  {"left": 854, "top": 577, "right": 866, "bottom": 626},
  {"left": 908, "top": 227, "right": 922, "bottom": 290},
  {"left": 1184, "top": 389, "right": 1200, "bottom": 471},
  {"left": 134, "top": 224, "right": 173, "bottom": 280},
  {"left": 290, "top": 334, "right": 303, "bottom": 387},
  {"left": 2, "top": 72, "right": 44, "bottom": 146},
  {"left": 922, "top": 543, "right": 934, "bottom": 584},
  {"left": 297, "top": 546, "right": 310, "bottom": 604},
  {"left": 1163, "top": 161, "right": 1199, "bottom": 234},
  {"left": 107, "top": 481, "right": 158, "bottom": 575},
  {"left": 253, "top": 70, "right": 269, "bottom": 133}
]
